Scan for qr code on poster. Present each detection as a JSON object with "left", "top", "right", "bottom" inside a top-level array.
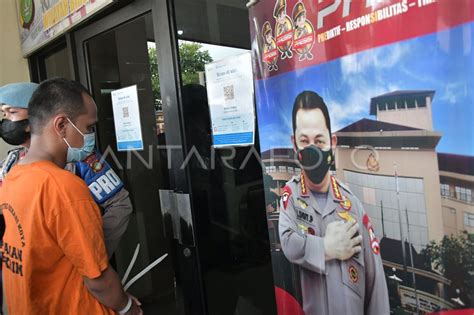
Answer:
[{"left": 224, "top": 85, "right": 234, "bottom": 101}]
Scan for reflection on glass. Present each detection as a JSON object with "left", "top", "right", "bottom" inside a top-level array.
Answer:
[
  {"left": 44, "top": 47, "right": 73, "bottom": 80},
  {"left": 179, "top": 40, "right": 276, "bottom": 315},
  {"left": 147, "top": 42, "right": 165, "bottom": 135}
]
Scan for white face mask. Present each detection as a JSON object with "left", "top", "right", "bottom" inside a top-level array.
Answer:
[{"left": 62, "top": 118, "right": 95, "bottom": 163}]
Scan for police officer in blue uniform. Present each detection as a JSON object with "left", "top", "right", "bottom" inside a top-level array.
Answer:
[
  {"left": 0, "top": 82, "right": 132, "bottom": 257},
  {"left": 279, "top": 91, "right": 389, "bottom": 314}
]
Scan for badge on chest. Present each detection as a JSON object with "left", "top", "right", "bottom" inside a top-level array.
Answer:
[{"left": 298, "top": 223, "right": 316, "bottom": 236}]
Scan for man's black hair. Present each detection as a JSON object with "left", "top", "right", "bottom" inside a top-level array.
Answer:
[
  {"left": 292, "top": 90, "right": 331, "bottom": 136},
  {"left": 29, "top": 78, "right": 90, "bottom": 134}
]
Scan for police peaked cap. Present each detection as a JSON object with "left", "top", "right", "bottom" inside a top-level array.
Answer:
[
  {"left": 0, "top": 82, "right": 39, "bottom": 109},
  {"left": 273, "top": 0, "right": 287, "bottom": 17},
  {"left": 292, "top": 2, "right": 306, "bottom": 21},
  {"left": 262, "top": 21, "right": 273, "bottom": 37}
]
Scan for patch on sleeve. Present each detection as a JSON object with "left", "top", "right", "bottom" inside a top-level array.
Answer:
[
  {"left": 282, "top": 185, "right": 292, "bottom": 210},
  {"left": 83, "top": 153, "right": 105, "bottom": 173},
  {"left": 363, "top": 214, "right": 380, "bottom": 255},
  {"left": 76, "top": 151, "right": 124, "bottom": 204}
]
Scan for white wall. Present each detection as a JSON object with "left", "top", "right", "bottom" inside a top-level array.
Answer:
[{"left": 0, "top": 0, "right": 31, "bottom": 157}]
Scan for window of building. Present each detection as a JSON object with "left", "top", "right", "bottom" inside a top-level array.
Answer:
[
  {"left": 44, "top": 46, "right": 73, "bottom": 80},
  {"left": 406, "top": 98, "right": 416, "bottom": 108},
  {"left": 464, "top": 212, "right": 474, "bottom": 228},
  {"left": 377, "top": 103, "right": 386, "bottom": 111},
  {"left": 279, "top": 166, "right": 286, "bottom": 173},
  {"left": 440, "top": 183, "right": 452, "bottom": 197},
  {"left": 288, "top": 167, "right": 294, "bottom": 174},
  {"left": 396, "top": 101, "right": 406, "bottom": 109},
  {"left": 416, "top": 96, "right": 427, "bottom": 107},
  {"left": 455, "top": 186, "right": 472, "bottom": 203}
]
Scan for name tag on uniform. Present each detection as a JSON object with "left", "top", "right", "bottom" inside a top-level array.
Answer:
[{"left": 297, "top": 209, "right": 314, "bottom": 223}]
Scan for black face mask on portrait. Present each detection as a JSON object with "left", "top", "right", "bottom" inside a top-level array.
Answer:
[
  {"left": 297, "top": 144, "right": 334, "bottom": 184},
  {"left": 0, "top": 119, "right": 31, "bottom": 146}
]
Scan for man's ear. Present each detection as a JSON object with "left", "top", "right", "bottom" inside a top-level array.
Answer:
[
  {"left": 331, "top": 134, "right": 337, "bottom": 150},
  {"left": 53, "top": 115, "right": 68, "bottom": 138}
]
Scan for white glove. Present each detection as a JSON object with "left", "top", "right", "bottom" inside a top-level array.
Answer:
[{"left": 323, "top": 220, "right": 362, "bottom": 261}]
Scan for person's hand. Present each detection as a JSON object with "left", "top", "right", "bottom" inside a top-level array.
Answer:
[
  {"left": 323, "top": 220, "right": 362, "bottom": 261},
  {"left": 125, "top": 293, "right": 143, "bottom": 315}
]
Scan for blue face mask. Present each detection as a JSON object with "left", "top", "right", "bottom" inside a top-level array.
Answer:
[{"left": 63, "top": 118, "right": 96, "bottom": 163}]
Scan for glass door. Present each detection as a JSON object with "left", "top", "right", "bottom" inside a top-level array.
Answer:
[
  {"left": 174, "top": 0, "right": 277, "bottom": 314},
  {"left": 75, "top": 9, "right": 196, "bottom": 314}
]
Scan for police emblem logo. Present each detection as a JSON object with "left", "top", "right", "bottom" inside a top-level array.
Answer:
[
  {"left": 262, "top": 21, "right": 279, "bottom": 72},
  {"left": 282, "top": 185, "right": 292, "bottom": 210},
  {"left": 84, "top": 153, "right": 97, "bottom": 165},
  {"left": 20, "top": 0, "right": 35, "bottom": 29},
  {"left": 348, "top": 265, "right": 358, "bottom": 283},
  {"left": 90, "top": 161, "right": 104, "bottom": 173},
  {"left": 291, "top": 1, "right": 315, "bottom": 62},
  {"left": 273, "top": 0, "right": 294, "bottom": 60}
]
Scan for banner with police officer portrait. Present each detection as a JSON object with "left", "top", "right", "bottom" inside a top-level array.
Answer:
[{"left": 249, "top": 1, "right": 474, "bottom": 314}]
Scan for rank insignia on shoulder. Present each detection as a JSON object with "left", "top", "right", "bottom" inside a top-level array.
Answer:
[
  {"left": 282, "top": 185, "right": 292, "bottom": 210},
  {"left": 338, "top": 211, "right": 355, "bottom": 223},
  {"left": 339, "top": 196, "right": 352, "bottom": 211},
  {"left": 348, "top": 265, "right": 358, "bottom": 283},
  {"left": 330, "top": 176, "right": 342, "bottom": 201},
  {"left": 300, "top": 174, "right": 308, "bottom": 196},
  {"left": 297, "top": 198, "right": 308, "bottom": 209}
]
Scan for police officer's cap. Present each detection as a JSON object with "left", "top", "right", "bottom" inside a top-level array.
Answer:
[
  {"left": 262, "top": 21, "right": 272, "bottom": 37},
  {"left": 273, "top": 0, "right": 286, "bottom": 18},
  {"left": 0, "top": 82, "right": 39, "bottom": 109},
  {"left": 292, "top": 2, "right": 306, "bottom": 21}
]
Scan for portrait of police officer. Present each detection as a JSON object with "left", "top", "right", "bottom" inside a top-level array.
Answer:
[{"left": 278, "top": 90, "right": 390, "bottom": 314}]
